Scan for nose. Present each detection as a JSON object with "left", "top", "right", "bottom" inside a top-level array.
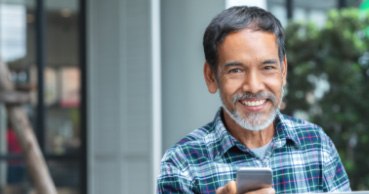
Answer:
[{"left": 242, "top": 70, "right": 264, "bottom": 94}]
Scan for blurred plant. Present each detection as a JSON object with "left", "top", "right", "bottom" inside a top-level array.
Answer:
[{"left": 284, "top": 8, "right": 369, "bottom": 190}]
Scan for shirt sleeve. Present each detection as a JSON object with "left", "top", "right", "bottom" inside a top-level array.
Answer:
[
  {"left": 322, "top": 135, "right": 351, "bottom": 192},
  {"left": 157, "top": 151, "right": 195, "bottom": 194}
]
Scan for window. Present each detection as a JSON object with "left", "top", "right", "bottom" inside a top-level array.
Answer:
[{"left": 0, "top": 0, "right": 85, "bottom": 193}]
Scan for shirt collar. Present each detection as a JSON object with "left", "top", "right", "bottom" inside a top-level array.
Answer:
[
  {"left": 273, "top": 111, "right": 302, "bottom": 149},
  {"left": 208, "top": 109, "right": 301, "bottom": 159},
  {"left": 206, "top": 109, "right": 236, "bottom": 159}
]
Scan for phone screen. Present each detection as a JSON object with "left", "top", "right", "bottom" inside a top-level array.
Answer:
[{"left": 236, "top": 167, "right": 272, "bottom": 194}]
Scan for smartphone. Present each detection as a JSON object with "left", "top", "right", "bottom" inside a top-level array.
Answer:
[{"left": 236, "top": 167, "right": 273, "bottom": 194}]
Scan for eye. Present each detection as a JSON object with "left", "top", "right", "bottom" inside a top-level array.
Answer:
[
  {"left": 263, "top": 65, "right": 277, "bottom": 71},
  {"left": 264, "top": 66, "right": 274, "bottom": 70},
  {"left": 261, "top": 60, "right": 279, "bottom": 71},
  {"left": 228, "top": 68, "right": 243, "bottom": 74}
]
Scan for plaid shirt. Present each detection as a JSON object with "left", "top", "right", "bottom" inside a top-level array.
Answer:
[{"left": 157, "top": 109, "right": 351, "bottom": 193}]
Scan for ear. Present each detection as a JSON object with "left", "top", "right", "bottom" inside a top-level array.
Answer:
[
  {"left": 203, "top": 62, "right": 218, "bottom": 93},
  {"left": 281, "top": 56, "right": 288, "bottom": 86}
]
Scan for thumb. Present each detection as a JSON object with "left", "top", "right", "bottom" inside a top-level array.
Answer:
[{"left": 216, "top": 181, "right": 237, "bottom": 194}]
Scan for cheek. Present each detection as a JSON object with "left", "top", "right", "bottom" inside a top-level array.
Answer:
[
  {"left": 220, "top": 84, "right": 241, "bottom": 101},
  {"left": 219, "top": 84, "right": 238, "bottom": 104},
  {"left": 264, "top": 75, "right": 283, "bottom": 88},
  {"left": 220, "top": 77, "right": 244, "bottom": 93},
  {"left": 268, "top": 81, "right": 284, "bottom": 98}
]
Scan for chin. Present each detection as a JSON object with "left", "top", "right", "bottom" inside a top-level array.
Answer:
[{"left": 223, "top": 105, "right": 278, "bottom": 131}]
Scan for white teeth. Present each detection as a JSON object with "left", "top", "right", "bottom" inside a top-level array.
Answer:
[{"left": 241, "top": 100, "right": 265, "bottom": 106}]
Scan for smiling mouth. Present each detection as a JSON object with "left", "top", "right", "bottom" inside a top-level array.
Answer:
[{"left": 240, "top": 99, "right": 266, "bottom": 107}]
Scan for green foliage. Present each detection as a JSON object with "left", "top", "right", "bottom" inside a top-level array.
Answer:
[{"left": 284, "top": 9, "right": 369, "bottom": 190}]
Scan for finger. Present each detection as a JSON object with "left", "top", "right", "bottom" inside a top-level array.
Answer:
[
  {"left": 216, "top": 186, "right": 225, "bottom": 194},
  {"left": 246, "top": 187, "right": 275, "bottom": 194},
  {"left": 216, "top": 181, "right": 237, "bottom": 194},
  {"left": 224, "top": 181, "right": 237, "bottom": 194}
]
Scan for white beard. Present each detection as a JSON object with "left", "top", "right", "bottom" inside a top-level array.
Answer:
[
  {"left": 222, "top": 104, "right": 278, "bottom": 131},
  {"left": 220, "top": 87, "right": 284, "bottom": 131}
]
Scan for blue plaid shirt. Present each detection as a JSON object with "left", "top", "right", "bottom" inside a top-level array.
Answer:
[{"left": 157, "top": 109, "right": 351, "bottom": 193}]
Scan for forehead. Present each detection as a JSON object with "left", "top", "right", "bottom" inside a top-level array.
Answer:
[{"left": 217, "top": 29, "right": 278, "bottom": 62}]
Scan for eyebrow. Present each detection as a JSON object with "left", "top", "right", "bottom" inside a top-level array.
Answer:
[
  {"left": 223, "top": 62, "right": 243, "bottom": 67},
  {"left": 262, "top": 59, "right": 278, "bottom": 64},
  {"left": 262, "top": 59, "right": 278, "bottom": 65},
  {"left": 223, "top": 59, "right": 278, "bottom": 67}
]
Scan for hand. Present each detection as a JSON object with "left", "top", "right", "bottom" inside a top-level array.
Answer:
[
  {"left": 245, "top": 187, "right": 275, "bottom": 194},
  {"left": 216, "top": 181, "right": 237, "bottom": 194},
  {"left": 216, "top": 181, "right": 275, "bottom": 194}
]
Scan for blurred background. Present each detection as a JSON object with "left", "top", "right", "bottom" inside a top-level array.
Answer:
[{"left": 0, "top": 0, "right": 368, "bottom": 193}]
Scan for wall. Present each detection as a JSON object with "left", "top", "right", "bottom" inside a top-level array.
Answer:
[
  {"left": 161, "top": 0, "right": 223, "bottom": 151},
  {"left": 88, "top": 0, "right": 224, "bottom": 193},
  {"left": 87, "top": 0, "right": 153, "bottom": 193}
]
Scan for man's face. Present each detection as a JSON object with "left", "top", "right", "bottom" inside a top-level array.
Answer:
[{"left": 204, "top": 29, "right": 287, "bottom": 131}]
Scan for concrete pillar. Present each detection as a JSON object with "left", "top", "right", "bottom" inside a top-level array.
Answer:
[
  {"left": 161, "top": 0, "right": 224, "bottom": 151},
  {"left": 87, "top": 0, "right": 155, "bottom": 193}
]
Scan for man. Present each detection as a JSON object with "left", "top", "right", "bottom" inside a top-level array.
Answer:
[{"left": 157, "top": 6, "right": 351, "bottom": 194}]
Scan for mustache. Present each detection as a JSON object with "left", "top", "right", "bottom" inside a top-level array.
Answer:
[{"left": 232, "top": 91, "right": 277, "bottom": 104}]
